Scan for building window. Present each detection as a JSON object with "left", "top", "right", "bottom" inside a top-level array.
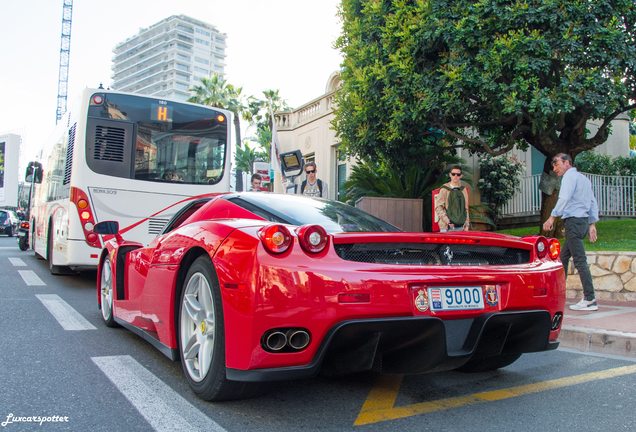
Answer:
[{"left": 336, "top": 149, "right": 347, "bottom": 202}]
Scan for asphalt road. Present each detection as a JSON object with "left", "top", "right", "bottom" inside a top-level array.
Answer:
[{"left": 0, "top": 235, "right": 635, "bottom": 432}]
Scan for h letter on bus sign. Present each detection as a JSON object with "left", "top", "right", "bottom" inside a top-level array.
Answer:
[{"left": 152, "top": 104, "right": 172, "bottom": 122}]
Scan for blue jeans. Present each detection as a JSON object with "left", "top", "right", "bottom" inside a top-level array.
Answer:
[{"left": 561, "top": 217, "right": 595, "bottom": 301}]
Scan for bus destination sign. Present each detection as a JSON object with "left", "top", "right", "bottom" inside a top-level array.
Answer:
[{"left": 151, "top": 103, "right": 173, "bottom": 122}]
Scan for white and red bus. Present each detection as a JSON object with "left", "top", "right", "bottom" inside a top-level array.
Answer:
[{"left": 30, "top": 89, "right": 232, "bottom": 274}]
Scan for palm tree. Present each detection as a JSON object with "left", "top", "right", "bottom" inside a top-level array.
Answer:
[
  {"left": 245, "top": 89, "right": 290, "bottom": 159},
  {"left": 235, "top": 141, "right": 267, "bottom": 175},
  {"left": 189, "top": 75, "right": 247, "bottom": 191}
]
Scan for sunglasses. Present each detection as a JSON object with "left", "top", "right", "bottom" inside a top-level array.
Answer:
[
  {"left": 305, "top": 170, "right": 316, "bottom": 174},
  {"left": 450, "top": 172, "right": 462, "bottom": 176}
]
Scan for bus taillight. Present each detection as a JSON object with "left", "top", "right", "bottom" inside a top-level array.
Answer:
[{"left": 70, "top": 187, "right": 101, "bottom": 249}]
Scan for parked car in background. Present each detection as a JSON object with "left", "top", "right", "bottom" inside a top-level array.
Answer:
[
  {"left": 0, "top": 209, "right": 19, "bottom": 237},
  {"left": 94, "top": 192, "right": 565, "bottom": 401}
]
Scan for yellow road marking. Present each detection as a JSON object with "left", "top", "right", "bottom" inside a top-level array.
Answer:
[{"left": 355, "top": 364, "right": 636, "bottom": 426}]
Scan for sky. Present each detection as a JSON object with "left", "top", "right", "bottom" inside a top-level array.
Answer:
[{"left": 0, "top": 0, "right": 343, "bottom": 167}]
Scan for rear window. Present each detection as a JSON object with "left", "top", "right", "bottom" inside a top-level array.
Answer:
[{"left": 225, "top": 193, "right": 400, "bottom": 233}]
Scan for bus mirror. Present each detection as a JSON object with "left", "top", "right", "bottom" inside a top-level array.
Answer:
[
  {"left": 25, "top": 161, "right": 43, "bottom": 183},
  {"left": 93, "top": 221, "right": 119, "bottom": 235}
]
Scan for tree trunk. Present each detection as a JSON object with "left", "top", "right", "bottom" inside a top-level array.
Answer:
[{"left": 539, "top": 191, "right": 564, "bottom": 238}]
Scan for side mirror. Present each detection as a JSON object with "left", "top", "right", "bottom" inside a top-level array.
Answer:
[{"left": 93, "top": 221, "right": 119, "bottom": 235}]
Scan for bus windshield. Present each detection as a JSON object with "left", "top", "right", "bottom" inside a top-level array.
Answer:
[{"left": 87, "top": 92, "right": 227, "bottom": 185}]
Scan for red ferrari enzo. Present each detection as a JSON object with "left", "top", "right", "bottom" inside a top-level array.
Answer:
[{"left": 95, "top": 192, "right": 565, "bottom": 401}]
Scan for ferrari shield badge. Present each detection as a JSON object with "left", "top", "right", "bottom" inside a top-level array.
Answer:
[
  {"left": 415, "top": 289, "right": 429, "bottom": 312},
  {"left": 485, "top": 286, "right": 498, "bottom": 306}
]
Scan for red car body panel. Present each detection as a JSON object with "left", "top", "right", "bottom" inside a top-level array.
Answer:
[{"left": 97, "top": 193, "right": 565, "bottom": 380}]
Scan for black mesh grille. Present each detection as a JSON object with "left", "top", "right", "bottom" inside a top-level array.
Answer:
[
  {"left": 94, "top": 125, "right": 126, "bottom": 162},
  {"left": 334, "top": 242, "right": 530, "bottom": 266}
]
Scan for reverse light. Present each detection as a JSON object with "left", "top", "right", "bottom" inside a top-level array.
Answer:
[
  {"left": 296, "top": 224, "right": 329, "bottom": 254},
  {"left": 535, "top": 236, "right": 548, "bottom": 259},
  {"left": 259, "top": 224, "right": 292, "bottom": 254},
  {"left": 548, "top": 238, "right": 561, "bottom": 260}
]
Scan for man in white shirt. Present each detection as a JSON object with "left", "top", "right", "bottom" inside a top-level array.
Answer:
[{"left": 543, "top": 153, "right": 599, "bottom": 311}]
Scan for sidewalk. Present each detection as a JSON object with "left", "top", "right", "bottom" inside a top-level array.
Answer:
[{"left": 559, "top": 298, "right": 636, "bottom": 358}]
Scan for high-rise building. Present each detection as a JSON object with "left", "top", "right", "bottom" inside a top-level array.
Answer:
[{"left": 111, "top": 15, "right": 226, "bottom": 101}]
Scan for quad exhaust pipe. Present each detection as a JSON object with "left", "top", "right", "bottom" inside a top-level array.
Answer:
[{"left": 263, "top": 328, "right": 311, "bottom": 352}]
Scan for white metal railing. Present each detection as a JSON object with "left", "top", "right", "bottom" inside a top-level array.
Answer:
[
  {"left": 500, "top": 174, "right": 542, "bottom": 216},
  {"left": 500, "top": 173, "right": 636, "bottom": 217}
]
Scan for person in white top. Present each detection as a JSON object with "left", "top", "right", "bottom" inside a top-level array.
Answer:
[{"left": 299, "top": 161, "right": 328, "bottom": 198}]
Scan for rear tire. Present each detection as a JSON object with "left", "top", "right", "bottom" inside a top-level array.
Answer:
[
  {"left": 178, "top": 256, "right": 257, "bottom": 401},
  {"left": 7, "top": 227, "right": 13, "bottom": 237},
  {"left": 18, "top": 236, "right": 28, "bottom": 251},
  {"left": 457, "top": 353, "right": 522, "bottom": 373},
  {"left": 100, "top": 257, "right": 118, "bottom": 328}
]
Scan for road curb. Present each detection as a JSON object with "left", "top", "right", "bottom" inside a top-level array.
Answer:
[{"left": 559, "top": 325, "right": 636, "bottom": 358}]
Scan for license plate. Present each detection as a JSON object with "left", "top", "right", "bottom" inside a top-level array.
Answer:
[
  {"left": 429, "top": 286, "right": 484, "bottom": 311},
  {"left": 18, "top": 232, "right": 26, "bottom": 237}
]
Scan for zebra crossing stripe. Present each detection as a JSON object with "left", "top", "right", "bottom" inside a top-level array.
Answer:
[
  {"left": 36, "top": 294, "right": 97, "bottom": 330},
  {"left": 8, "top": 257, "right": 27, "bottom": 266},
  {"left": 92, "top": 355, "right": 228, "bottom": 432},
  {"left": 18, "top": 270, "right": 46, "bottom": 286}
]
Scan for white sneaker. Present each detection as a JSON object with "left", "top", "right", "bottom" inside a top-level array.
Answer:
[{"left": 569, "top": 298, "right": 598, "bottom": 311}]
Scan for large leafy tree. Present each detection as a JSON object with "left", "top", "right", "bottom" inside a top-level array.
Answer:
[
  {"left": 336, "top": 0, "right": 636, "bottom": 234},
  {"left": 189, "top": 75, "right": 247, "bottom": 191}
]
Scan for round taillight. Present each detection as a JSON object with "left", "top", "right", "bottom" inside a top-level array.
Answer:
[
  {"left": 536, "top": 237, "right": 548, "bottom": 259},
  {"left": 77, "top": 199, "right": 88, "bottom": 209},
  {"left": 92, "top": 94, "right": 104, "bottom": 105},
  {"left": 296, "top": 225, "right": 329, "bottom": 254},
  {"left": 548, "top": 238, "right": 561, "bottom": 260},
  {"left": 87, "top": 233, "right": 98, "bottom": 243},
  {"left": 259, "top": 224, "right": 292, "bottom": 254}
]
